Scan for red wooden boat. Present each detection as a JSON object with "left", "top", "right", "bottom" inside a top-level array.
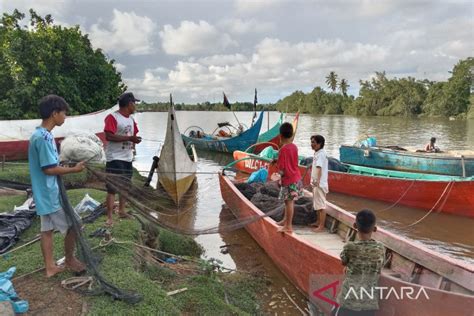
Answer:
[
  {"left": 232, "top": 151, "right": 474, "bottom": 218},
  {"left": 219, "top": 172, "right": 474, "bottom": 316},
  {"left": 0, "top": 106, "right": 117, "bottom": 160}
]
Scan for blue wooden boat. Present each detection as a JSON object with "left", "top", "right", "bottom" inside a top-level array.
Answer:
[
  {"left": 182, "top": 111, "right": 264, "bottom": 153},
  {"left": 340, "top": 145, "right": 474, "bottom": 177}
]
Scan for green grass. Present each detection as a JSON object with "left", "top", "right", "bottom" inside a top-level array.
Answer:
[{"left": 0, "top": 188, "right": 264, "bottom": 315}]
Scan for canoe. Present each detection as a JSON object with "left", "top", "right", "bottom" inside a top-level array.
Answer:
[
  {"left": 340, "top": 145, "right": 474, "bottom": 177},
  {"left": 0, "top": 106, "right": 117, "bottom": 160},
  {"left": 232, "top": 151, "right": 474, "bottom": 217},
  {"left": 219, "top": 172, "right": 474, "bottom": 316},
  {"left": 157, "top": 106, "right": 197, "bottom": 205},
  {"left": 181, "top": 111, "right": 264, "bottom": 153}
]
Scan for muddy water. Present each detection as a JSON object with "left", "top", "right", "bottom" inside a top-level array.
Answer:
[{"left": 134, "top": 111, "right": 474, "bottom": 313}]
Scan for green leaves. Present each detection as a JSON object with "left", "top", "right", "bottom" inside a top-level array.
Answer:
[{"left": 0, "top": 9, "right": 125, "bottom": 119}]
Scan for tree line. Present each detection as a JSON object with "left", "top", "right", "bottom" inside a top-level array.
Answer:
[
  {"left": 138, "top": 101, "right": 276, "bottom": 112},
  {"left": 276, "top": 58, "right": 474, "bottom": 119}
]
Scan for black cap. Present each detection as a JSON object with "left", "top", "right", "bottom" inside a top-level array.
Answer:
[{"left": 118, "top": 92, "right": 140, "bottom": 107}]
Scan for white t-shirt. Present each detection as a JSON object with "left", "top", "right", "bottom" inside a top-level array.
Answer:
[
  {"left": 104, "top": 111, "right": 137, "bottom": 162},
  {"left": 311, "top": 148, "right": 329, "bottom": 193}
]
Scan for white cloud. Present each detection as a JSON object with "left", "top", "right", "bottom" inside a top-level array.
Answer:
[
  {"left": 234, "top": 0, "right": 286, "bottom": 14},
  {"left": 2, "top": 0, "right": 68, "bottom": 18},
  {"left": 88, "top": 9, "right": 156, "bottom": 55},
  {"left": 198, "top": 54, "right": 249, "bottom": 66},
  {"left": 219, "top": 18, "right": 275, "bottom": 34},
  {"left": 159, "top": 20, "right": 237, "bottom": 56},
  {"left": 114, "top": 63, "right": 126, "bottom": 72}
]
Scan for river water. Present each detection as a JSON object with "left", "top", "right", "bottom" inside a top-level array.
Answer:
[{"left": 133, "top": 111, "right": 474, "bottom": 314}]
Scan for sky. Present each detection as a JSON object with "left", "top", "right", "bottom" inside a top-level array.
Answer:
[{"left": 1, "top": 0, "right": 473, "bottom": 104}]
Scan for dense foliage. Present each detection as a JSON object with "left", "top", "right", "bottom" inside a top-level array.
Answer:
[
  {"left": 138, "top": 101, "right": 276, "bottom": 112},
  {"left": 0, "top": 10, "right": 125, "bottom": 119},
  {"left": 277, "top": 58, "right": 473, "bottom": 118}
]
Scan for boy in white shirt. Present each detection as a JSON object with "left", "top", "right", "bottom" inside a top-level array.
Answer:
[{"left": 310, "top": 135, "right": 328, "bottom": 232}]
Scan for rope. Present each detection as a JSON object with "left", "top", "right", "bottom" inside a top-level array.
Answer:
[
  {"left": 375, "top": 180, "right": 416, "bottom": 212},
  {"left": 402, "top": 181, "right": 454, "bottom": 228}
]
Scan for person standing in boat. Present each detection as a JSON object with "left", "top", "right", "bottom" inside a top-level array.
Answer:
[
  {"left": 425, "top": 137, "right": 440, "bottom": 152},
  {"left": 103, "top": 92, "right": 142, "bottom": 226},
  {"left": 310, "top": 135, "right": 329, "bottom": 232},
  {"left": 333, "top": 209, "right": 385, "bottom": 316},
  {"left": 272, "top": 122, "right": 302, "bottom": 233},
  {"left": 28, "top": 94, "right": 86, "bottom": 277}
]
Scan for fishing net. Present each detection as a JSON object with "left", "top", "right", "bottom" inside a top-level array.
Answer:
[
  {"left": 85, "top": 165, "right": 282, "bottom": 235},
  {"left": 57, "top": 176, "right": 142, "bottom": 303}
]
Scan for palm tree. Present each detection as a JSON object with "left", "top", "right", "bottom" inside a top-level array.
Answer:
[
  {"left": 339, "top": 79, "right": 349, "bottom": 96},
  {"left": 325, "top": 71, "right": 338, "bottom": 92}
]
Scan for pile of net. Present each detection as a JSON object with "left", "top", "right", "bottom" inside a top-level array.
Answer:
[
  {"left": 0, "top": 198, "right": 36, "bottom": 254},
  {"left": 235, "top": 181, "right": 316, "bottom": 225},
  {"left": 59, "top": 133, "right": 105, "bottom": 163}
]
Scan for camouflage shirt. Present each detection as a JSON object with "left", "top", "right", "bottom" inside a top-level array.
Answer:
[{"left": 337, "top": 239, "right": 385, "bottom": 311}]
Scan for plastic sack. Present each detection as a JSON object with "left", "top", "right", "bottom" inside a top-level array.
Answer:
[
  {"left": 59, "top": 133, "right": 105, "bottom": 163},
  {"left": 0, "top": 267, "right": 28, "bottom": 313},
  {"left": 247, "top": 168, "right": 268, "bottom": 184},
  {"left": 259, "top": 146, "right": 278, "bottom": 160},
  {"left": 74, "top": 194, "right": 100, "bottom": 214}
]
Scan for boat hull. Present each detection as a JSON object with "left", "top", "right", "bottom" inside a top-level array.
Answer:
[
  {"left": 340, "top": 145, "right": 474, "bottom": 177},
  {"left": 158, "top": 106, "right": 197, "bottom": 205},
  {"left": 232, "top": 151, "right": 474, "bottom": 217},
  {"left": 181, "top": 111, "right": 264, "bottom": 153},
  {"left": 219, "top": 173, "right": 474, "bottom": 316},
  {"left": 0, "top": 106, "right": 117, "bottom": 161}
]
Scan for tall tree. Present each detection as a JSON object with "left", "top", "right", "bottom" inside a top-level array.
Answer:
[
  {"left": 339, "top": 79, "right": 349, "bottom": 96},
  {"left": 0, "top": 9, "right": 125, "bottom": 119},
  {"left": 325, "top": 71, "right": 338, "bottom": 92}
]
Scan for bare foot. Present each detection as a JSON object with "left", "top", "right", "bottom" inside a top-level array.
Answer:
[
  {"left": 118, "top": 212, "right": 132, "bottom": 219},
  {"left": 105, "top": 219, "right": 114, "bottom": 227},
  {"left": 312, "top": 226, "right": 325, "bottom": 232},
  {"left": 45, "top": 265, "right": 65, "bottom": 278},
  {"left": 275, "top": 220, "right": 285, "bottom": 226},
  {"left": 309, "top": 222, "right": 319, "bottom": 227},
  {"left": 66, "top": 257, "right": 86, "bottom": 273},
  {"left": 277, "top": 226, "right": 293, "bottom": 233}
]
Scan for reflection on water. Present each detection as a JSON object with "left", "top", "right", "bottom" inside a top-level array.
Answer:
[{"left": 134, "top": 111, "right": 474, "bottom": 305}]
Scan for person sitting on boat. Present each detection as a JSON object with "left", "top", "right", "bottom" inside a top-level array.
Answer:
[
  {"left": 104, "top": 92, "right": 142, "bottom": 226},
  {"left": 28, "top": 94, "right": 86, "bottom": 277},
  {"left": 271, "top": 122, "right": 302, "bottom": 233},
  {"left": 309, "top": 135, "right": 328, "bottom": 232},
  {"left": 425, "top": 137, "right": 440, "bottom": 152},
  {"left": 333, "top": 209, "right": 385, "bottom": 316}
]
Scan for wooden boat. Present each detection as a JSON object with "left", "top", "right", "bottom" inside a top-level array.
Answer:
[
  {"left": 219, "top": 172, "right": 474, "bottom": 316},
  {"left": 0, "top": 106, "right": 117, "bottom": 160},
  {"left": 181, "top": 111, "right": 264, "bottom": 153},
  {"left": 340, "top": 145, "right": 474, "bottom": 177},
  {"left": 157, "top": 105, "right": 198, "bottom": 205},
  {"left": 231, "top": 151, "right": 474, "bottom": 217}
]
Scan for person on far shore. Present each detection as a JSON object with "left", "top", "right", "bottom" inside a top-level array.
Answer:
[
  {"left": 425, "top": 137, "right": 440, "bottom": 152},
  {"left": 104, "top": 92, "right": 142, "bottom": 226},
  {"left": 272, "top": 122, "right": 302, "bottom": 233},
  {"left": 332, "top": 209, "right": 385, "bottom": 316},
  {"left": 309, "top": 135, "right": 329, "bottom": 232},
  {"left": 28, "top": 94, "right": 86, "bottom": 277}
]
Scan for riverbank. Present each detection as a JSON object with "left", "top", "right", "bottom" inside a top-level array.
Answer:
[{"left": 0, "top": 164, "right": 266, "bottom": 315}]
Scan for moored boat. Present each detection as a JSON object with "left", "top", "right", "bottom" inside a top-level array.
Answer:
[
  {"left": 0, "top": 106, "right": 117, "bottom": 160},
  {"left": 340, "top": 145, "right": 474, "bottom": 177},
  {"left": 181, "top": 111, "right": 264, "bottom": 153},
  {"left": 219, "top": 172, "right": 474, "bottom": 316},
  {"left": 231, "top": 151, "right": 474, "bottom": 217},
  {"left": 157, "top": 105, "right": 197, "bottom": 205}
]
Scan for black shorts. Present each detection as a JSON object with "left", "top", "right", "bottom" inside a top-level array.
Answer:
[{"left": 105, "top": 160, "right": 133, "bottom": 194}]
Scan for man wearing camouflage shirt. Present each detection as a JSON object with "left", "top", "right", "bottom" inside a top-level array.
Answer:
[{"left": 333, "top": 209, "right": 385, "bottom": 316}]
